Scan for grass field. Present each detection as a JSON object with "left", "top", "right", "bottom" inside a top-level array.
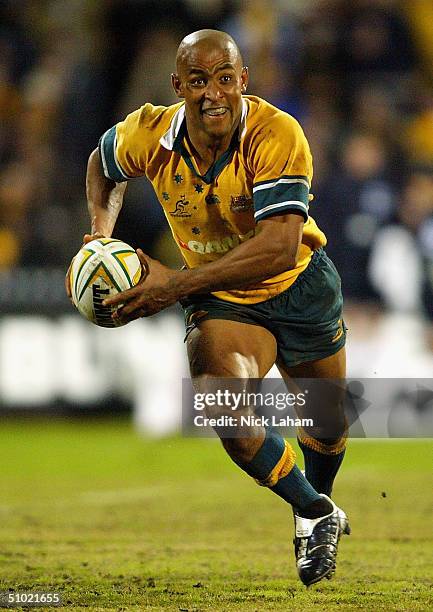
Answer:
[{"left": 0, "top": 419, "right": 431, "bottom": 611}]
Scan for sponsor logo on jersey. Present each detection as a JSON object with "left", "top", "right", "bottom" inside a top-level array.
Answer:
[
  {"left": 170, "top": 196, "right": 191, "bottom": 217},
  {"left": 176, "top": 229, "right": 255, "bottom": 254},
  {"left": 230, "top": 195, "right": 253, "bottom": 213}
]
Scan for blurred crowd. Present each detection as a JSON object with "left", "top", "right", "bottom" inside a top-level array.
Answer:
[{"left": 1, "top": 0, "right": 432, "bottom": 327}]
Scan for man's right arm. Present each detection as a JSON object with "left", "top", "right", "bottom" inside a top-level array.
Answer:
[
  {"left": 87, "top": 105, "right": 154, "bottom": 236},
  {"left": 86, "top": 147, "right": 127, "bottom": 238},
  {"left": 65, "top": 148, "right": 127, "bottom": 299}
]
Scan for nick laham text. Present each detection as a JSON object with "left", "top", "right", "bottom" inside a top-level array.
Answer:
[{"left": 193, "top": 415, "right": 313, "bottom": 428}]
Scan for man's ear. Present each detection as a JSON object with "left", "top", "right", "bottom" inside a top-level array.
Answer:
[
  {"left": 241, "top": 66, "right": 249, "bottom": 93},
  {"left": 171, "top": 73, "right": 184, "bottom": 98}
]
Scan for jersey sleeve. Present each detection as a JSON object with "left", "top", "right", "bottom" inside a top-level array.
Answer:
[
  {"left": 98, "top": 105, "right": 153, "bottom": 182},
  {"left": 250, "top": 113, "right": 313, "bottom": 222}
]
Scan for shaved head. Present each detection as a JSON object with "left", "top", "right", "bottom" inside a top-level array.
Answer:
[
  {"left": 171, "top": 29, "right": 248, "bottom": 148},
  {"left": 176, "top": 29, "right": 243, "bottom": 72}
]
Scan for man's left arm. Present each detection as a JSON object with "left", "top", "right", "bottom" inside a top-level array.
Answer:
[{"left": 104, "top": 212, "right": 304, "bottom": 322}]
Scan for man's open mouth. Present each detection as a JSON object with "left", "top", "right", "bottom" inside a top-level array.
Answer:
[{"left": 202, "top": 108, "right": 228, "bottom": 117}]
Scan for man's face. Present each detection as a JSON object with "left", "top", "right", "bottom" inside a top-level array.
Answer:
[{"left": 172, "top": 41, "right": 248, "bottom": 142}]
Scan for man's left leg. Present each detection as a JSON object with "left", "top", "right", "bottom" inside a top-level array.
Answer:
[
  {"left": 278, "top": 347, "right": 348, "bottom": 497},
  {"left": 277, "top": 347, "right": 350, "bottom": 586}
]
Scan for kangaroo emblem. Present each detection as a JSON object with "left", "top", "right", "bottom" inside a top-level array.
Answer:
[{"left": 169, "top": 196, "right": 191, "bottom": 217}]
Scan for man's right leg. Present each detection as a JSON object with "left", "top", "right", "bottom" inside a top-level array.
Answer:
[{"left": 187, "top": 318, "right": 334, "bottom": 519}]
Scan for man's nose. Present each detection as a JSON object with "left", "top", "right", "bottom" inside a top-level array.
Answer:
[{"left": 204, "top": 78, "right": 223, "bottom": 100}]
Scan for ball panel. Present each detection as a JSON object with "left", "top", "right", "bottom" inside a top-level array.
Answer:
[
  {"left": 109, "top": 249, "right": 141, "bottom": 288},
  {"left": 71, "top": 252, "right": 99, "bottom": 307},
  {"left": 78, "top": 261, "right": 122, "bottom": 301},
  {"left": 87, "top": 281, "right": 119, "bottom": 328},
  {"left": 96, "top": 238, "right": 123, "bottom": 246}
]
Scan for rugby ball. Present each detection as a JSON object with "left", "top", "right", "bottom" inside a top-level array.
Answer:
[{"left": 70, "top": 238, "right": 142, "bottom": 327}]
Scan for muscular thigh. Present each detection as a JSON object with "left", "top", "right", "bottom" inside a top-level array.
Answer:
[
  {"left": 187, "top": 318, "right": 277, "bottom": 378},
  {"left": 187, "top": 319, "right": 277, "bottom": 451}
]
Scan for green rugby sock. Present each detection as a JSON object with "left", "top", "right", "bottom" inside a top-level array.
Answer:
[
  {"left": 270, "top": 464, "right": 331, "bottom": 516},
  {"left": 298, "top": 438, "right": 345, "bottom": 497},
  {"left": 237, "top": 429, "right": 332, "bottom": 517}
]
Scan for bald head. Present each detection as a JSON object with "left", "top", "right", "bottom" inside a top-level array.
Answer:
[
  {"left": 171, "top": 29, "right": 248, "bottom": 146},
  {"left": 176, "top": 29, "right": 243, "bottom": 72}
]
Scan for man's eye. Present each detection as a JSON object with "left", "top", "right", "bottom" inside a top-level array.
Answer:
[
  {"left": 191, "top": 78, "right": 205, "bottom": 86},
  {"left": 221, "top": 75, "right": 232, "bottom": 82}
]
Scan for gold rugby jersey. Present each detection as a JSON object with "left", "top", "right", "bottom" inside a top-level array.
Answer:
[{"left": 99, "top": 95, "right": 326, "bottom": 304}]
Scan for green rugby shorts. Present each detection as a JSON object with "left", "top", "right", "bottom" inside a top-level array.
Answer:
[{"left": 181, "top": 248, "right": 346, "bottom": 367}]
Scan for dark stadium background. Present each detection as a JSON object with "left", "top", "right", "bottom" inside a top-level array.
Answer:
[{"left": 0, "top": 0, "right": 432, "bottom": 424}]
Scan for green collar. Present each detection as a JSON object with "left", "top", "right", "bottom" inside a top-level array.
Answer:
[{"left": 173, "top": 120, "right": 238, "bottom": 185}]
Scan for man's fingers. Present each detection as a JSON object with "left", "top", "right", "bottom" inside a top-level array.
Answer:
[
  {"left": 83, "top": 232, "right": 105, "bottom": 244},
  {"left": 136, "top": 249, "right": 151, "bottom": 278},
  {"left": 102, "top": 285, "right": 139, "bottom": 306},
  {"left": 113, "top": 302, "right": 147, "bottom": 324},
  {"left": 114, "top": 296, "right": 145, "bottom": 318},
  {"left": 65, "top": 263, "right": 73, "bottom": 299}
]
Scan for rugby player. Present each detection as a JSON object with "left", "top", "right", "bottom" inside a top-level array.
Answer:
[{"left": 67, "top": 29, "right": 350, "bottom": 586}]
